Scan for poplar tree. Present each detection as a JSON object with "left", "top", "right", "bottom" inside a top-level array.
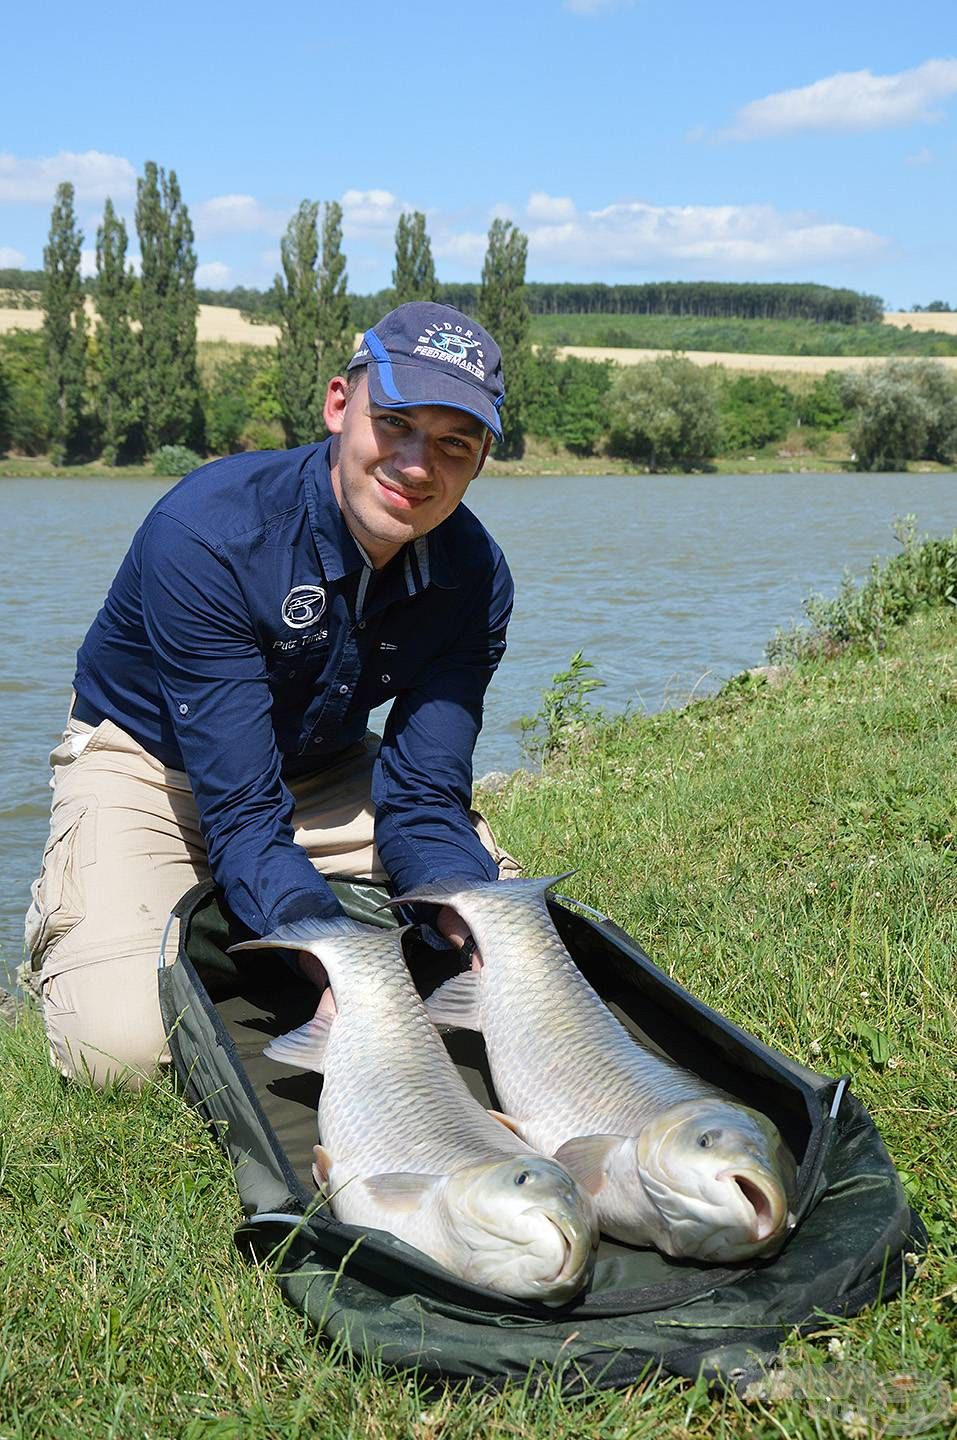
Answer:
[
  {"left": 95, "top": 199, "right": 141, "bottom": 464},
  {"left": 479, "top": 219, "right": 530, "bottom": 458},
  {"left": 136, "top": 161, "right": 201, "bottom": 451},
  {"left": 392, "top": 210, "right": 438, "bottom": 305},
  {"left": 42, "top": 181, "right": 87, "bottom": 464},
  {"left": 317, "top": 200, "right": 353, "bottom": 403},
  {"left": 274, "top": 199, "right": 320, "bottom": 446}
]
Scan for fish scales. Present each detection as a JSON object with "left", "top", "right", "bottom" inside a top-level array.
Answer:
[
  {"left": 437, "top": 883, "right": 718, "bottom": 1155},
  {"left": 303, "top": 926, "right": 528, "bottom": 1183}
]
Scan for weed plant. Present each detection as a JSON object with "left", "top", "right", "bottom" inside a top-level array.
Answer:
[{"left": 768, "top": 518, "right": 957, "bottom": 663}]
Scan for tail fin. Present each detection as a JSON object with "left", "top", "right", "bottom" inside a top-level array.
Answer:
[{"left": 378, "top": 872, "right": 577, "bottom": 913}]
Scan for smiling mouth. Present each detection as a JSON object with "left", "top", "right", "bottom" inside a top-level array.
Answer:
[{"left": 375, "top": 475, "right": 430, "bottom": 509}]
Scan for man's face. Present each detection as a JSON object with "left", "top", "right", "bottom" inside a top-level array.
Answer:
[{"left": 325, "top": 372, "right": 490, "bottom": 568}]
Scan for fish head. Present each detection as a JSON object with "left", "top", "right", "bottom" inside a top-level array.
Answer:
[
  {"left": 634, "top": 1100, "right": 797, "bottom": 1262},
  {"left": 441, "top": 1156, "right": 598, "bottom": 1303}
]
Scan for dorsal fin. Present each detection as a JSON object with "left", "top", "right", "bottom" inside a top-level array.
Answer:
[{"left": 378, "top": 872, "right": 577, "bottom": 912}]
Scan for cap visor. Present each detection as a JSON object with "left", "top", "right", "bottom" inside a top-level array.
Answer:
[{"left": 366, "top": 360, "right": 502, "bottom": 440}]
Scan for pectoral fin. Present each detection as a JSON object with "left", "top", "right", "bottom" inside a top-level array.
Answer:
[
  {"left": 312, "top": 1145, "right": 333, "bottom": 1189},
  {"left": 361, "top": 1172, "right": 444, "bottom": 1213},
  {"left": 488, "top": 1109, "right": 526, "bottom": 1138},
  {"left": 554, "top": 1135, "right": 624, "bottom": 1196},
  {"left": 263, "top": 1011, "right": 332, "bottom": 1072},
  {"left": 424, "top": 972, "right": 482, "bottom": 1030}
]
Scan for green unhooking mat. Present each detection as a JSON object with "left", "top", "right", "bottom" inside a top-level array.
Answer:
[{"left": 159, "top": 879, "right": 925, "bottom": 1390}]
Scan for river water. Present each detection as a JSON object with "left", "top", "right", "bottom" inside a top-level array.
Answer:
[{"left": 2, "top": 470, "right": 954, "bottom": 985}]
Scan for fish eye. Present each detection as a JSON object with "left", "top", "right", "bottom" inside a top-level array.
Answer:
[
  {"left": 514, "top": 1171, "right": 529, "bottom": 1186},
  {"left": 697, "top": 1129, "right": 722, "bottom": 1149}
]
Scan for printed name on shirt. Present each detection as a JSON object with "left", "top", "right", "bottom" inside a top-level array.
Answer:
[
  {"left": 273, "top": 629, "right": 329, "bottom": 652},
  {"left": 379, "top": 641, "right": 398, "bottom": 651}
]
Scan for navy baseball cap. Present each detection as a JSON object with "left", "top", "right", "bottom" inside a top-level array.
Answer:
[{"left": 347, "top": 301, "right": 505, "bottom": 440}]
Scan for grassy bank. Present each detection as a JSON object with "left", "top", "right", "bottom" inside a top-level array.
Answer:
[{"left": 2, "top": 587, "right": 956, "bottom": 1434}]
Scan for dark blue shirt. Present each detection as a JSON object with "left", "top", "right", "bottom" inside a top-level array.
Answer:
[{"left": 74, "top": 439, "right": 513, "bottom": 936}]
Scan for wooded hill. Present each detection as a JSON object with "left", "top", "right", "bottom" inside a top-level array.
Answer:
[{"left": 2, "top": 268, "right": 884, "bottom": 328}]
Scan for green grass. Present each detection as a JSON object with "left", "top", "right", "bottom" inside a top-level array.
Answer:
[
  {"left": 532, "top": 312, "right": 957, "bottom": 357},
  {"left": 2, "top": 614, "right": 957, "bottom": 1436}
]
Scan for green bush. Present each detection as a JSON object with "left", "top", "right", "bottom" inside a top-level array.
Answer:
[
  {"left": 525, "top": 349, "right": 613, "bottom": 454},
  {"left": 719, "top": 374, "right": 794, "bottom": 453},
  {"left": 768, "top": 517, "right": 957, "bottom": 662},
  {"left": 152, "top": 444, "right": 204, "bottom": 476},
  {"left": 839, "top": 366, "right": 932, "bottom": 471},
  {"left": 202, "top": 350, "right": 281, "bottom": 455},
  {"left": 605, "top": 355, "right": 720, "bottom": 468},
  {"left": 0, "top": 331, "right": 50, "bottom": 454},
  {"left": 796, "top": 372, "right": 847, "bottom": 430}
]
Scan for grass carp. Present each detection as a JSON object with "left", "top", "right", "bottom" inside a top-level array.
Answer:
[
  {"left": 230, "top": 917, "right": 597, "bottom": 1303},
  {"left": 383, "top": 876, "right": 797, "bottom": 1263}
]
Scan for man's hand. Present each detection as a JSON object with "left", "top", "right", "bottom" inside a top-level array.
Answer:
[
  {"left": 298, "top": 951, "right": 337, "bottom": 1016},
  {"left": 436, "top": 905, "right": 482, "bottom": 969}
]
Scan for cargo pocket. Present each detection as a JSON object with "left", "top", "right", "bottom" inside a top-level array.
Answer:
[
  {"left": 24, "top": 801, "right": 95, "bottom": 969},
  {"left": 469, "top": 808, "right": 523, "bottom": 880}
]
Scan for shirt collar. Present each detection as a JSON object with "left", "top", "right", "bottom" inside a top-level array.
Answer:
[{"left": 304, "top": 436, "right": 459, "bottom": 592}]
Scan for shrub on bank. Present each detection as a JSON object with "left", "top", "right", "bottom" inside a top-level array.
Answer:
[
  {"left": 718, "top": 374, "right": 795, "bottom": 454},
  {"left": 768, "top": 517, "right": 957, "bottom": 662},
  {"left": 605, "top": 354, "right": 721, "bottom": 469},
  {"left": 152, "top": 444, "right": 204, "bottom": 477}
]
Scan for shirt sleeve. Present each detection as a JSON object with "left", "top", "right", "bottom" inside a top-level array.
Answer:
[
  {"left": 372, "top": 547, "right": 514, "bottom": 896},
  {"left": 138, "top": 511, "right": 342, "bottom": 935}
]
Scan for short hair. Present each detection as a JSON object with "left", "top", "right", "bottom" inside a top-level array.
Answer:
[{"left": 346, "top": 365, "right": 365, "bottom": 398}]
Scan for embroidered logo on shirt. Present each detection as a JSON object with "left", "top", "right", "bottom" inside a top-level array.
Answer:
[{"left": 281, "top": 585, "right": 327, "bottom": 630}]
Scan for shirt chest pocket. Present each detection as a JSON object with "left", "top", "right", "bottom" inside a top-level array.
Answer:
[{"left": 266, "top": 642, "right": 330, "bottom": 693}]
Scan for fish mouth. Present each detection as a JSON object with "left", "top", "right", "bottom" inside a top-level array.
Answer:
[
  {"left": 726, "top": 1171, "right": 785, "bottom": 1243},
  {"left": 534, "top": 1209, "right": 595, "bottom": 1289}
]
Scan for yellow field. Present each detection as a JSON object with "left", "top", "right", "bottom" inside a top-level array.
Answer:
[{"left": 4, "top": 303, "right": 957, "bottom": 372}]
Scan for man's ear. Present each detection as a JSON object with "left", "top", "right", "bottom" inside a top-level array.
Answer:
[
  {"left": 324, "top": 376, "right": 350, "bottom": 435},
  {"left": 473, "top": 430, "right": 494, "bottom": 478}
]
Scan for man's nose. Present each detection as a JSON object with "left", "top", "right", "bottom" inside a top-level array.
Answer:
[{"left": 394, "top": 431, "right": 430, "bottom": 477}]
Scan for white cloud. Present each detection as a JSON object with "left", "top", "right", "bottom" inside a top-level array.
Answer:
[
  {"left": 0, "top": 150, "right": 136, "bottom": 205},
  {"left": 522, "top": 199, "right": 886, "bottom": 272},
  {"left": 0, "top": 245, "right": 27, "bottom": 266},
  {"left": 725, "top": 58, "right": 957, "bottom": 140},
  {"left": 340, "top": 188, "right": 410, "bottom": 234},
  {"left": 905, "top": 146, "right": 934, "bottom": 167},
  {"left": 196, "top": 260, "right": 232, "bottom": 286},
  {"left": 527, "top": 192, "right": 577, "bottom": 222},
  {"left": 433, "top": 230, "right": 488, "bottom": 266},
  {"left": 194, "top": 194, "right": 284, "bottom": 238},
  {"left": 80, "top": 248, "right": 97, "bottom": 279}
]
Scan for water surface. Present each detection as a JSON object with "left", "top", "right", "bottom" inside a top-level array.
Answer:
[{"left": 2, "top": 470, "right": 954, "bottom": 983}]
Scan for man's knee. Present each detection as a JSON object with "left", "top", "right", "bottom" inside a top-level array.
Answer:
[{"left": 41, "top": 946, "right": 170, "bottom": 1090}]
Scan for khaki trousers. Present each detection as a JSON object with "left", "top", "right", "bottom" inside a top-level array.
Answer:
[{"left": 25, "top": 715, "right": 516, "bottom": 1089}]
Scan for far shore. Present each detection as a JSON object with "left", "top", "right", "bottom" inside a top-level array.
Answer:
[{"left": 2, "top": 454, "right": 954, "bottom": 481}]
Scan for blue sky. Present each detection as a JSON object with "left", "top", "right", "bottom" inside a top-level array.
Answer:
[{"left": 2, "top": 0, "right": 956, "bottom": 308}]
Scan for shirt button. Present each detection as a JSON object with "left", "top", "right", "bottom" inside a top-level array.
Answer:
[
  {"left": 358, "top": 620, "right": 366, "bottom": 630},
  {"left": 381, "top": 673, "right": 391, "bottom": 684},
  {"left": 178, "top": 703, "right": 189, "bottom": 715},
  {"left": 288, "top": 670, "right": 296, "bottom": 678},
  {"left": 339, "top": 684, "right": 349, "bottom": 695}
]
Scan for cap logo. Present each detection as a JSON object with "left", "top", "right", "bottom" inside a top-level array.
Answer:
[{"left": 413, "top": 321, "right": 487, "bottom": 382}]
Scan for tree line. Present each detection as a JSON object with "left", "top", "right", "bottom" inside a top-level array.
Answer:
[
  {"left": 2, "top": 177, "right": 955, "bottom": 473},
  {"left": 0, "top": 173, "right": 532, "bottom": 463}
]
